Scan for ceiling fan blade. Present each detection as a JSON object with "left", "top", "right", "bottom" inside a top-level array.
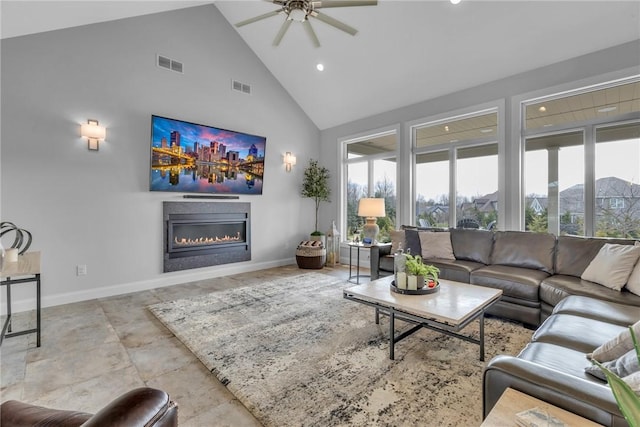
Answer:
[
  {"left": 312, "top": 11, "right": 357, "bottom": 36},
  {"left": 313, "top": 0, "right": 377, "bottom": 8},
  {"left": 302, "top": 20, "right": 320, "bottom": 48},
  {"left": 273, "top": 19, "right": 293, "bottom": 46},
  {"left": 236, "top": 10, "right": 281, "bottom": 27}
]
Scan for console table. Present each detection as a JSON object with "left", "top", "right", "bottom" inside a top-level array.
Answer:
[{"left": 1, "top": 251, "right": 41, "bottom": 347}]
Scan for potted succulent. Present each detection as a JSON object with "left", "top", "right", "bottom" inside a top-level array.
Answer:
[
  {"left": 301, "top": 159, "right": 331, "bottom": 244},
  {"left": 405, "top": 254, "right": 440, "bottom": 290}
]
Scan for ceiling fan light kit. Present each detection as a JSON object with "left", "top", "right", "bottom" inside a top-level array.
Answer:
[{"left": 235, "top": 0, "right": 378, "bottom": 47}]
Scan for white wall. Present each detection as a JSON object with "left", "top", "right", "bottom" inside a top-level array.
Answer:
[
  {"left": 0, "top": 4, "right": 320, "bottom": 310},
  {"left": 319, "top": 41, "right": 640, "bottom": 233}
]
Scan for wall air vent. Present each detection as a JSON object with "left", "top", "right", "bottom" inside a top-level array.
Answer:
[
  {"left": 232, "top": 79, "right": 251, "bottom": 95},
  {"left": 157, "top": 55, "right": 183, "bottom": 74}
]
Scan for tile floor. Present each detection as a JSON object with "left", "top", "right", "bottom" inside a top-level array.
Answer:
[{"left": 1, "top": 264, "right": 353, "bottom": 426}]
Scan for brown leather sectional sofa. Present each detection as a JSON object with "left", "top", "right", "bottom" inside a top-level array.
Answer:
[
  {"left": 371, "top": 228, "right": 640, "bottom": 426},
  {"left": 484, "top": 295, "right": 639, "bottom": 426},
  {"left": 370, "top": 228, "right": 640, "bottom": 327}
]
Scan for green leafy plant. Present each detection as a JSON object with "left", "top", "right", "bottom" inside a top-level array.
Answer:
[
  {"left": 405, "top": 254, "right": 439, "bottom": 281},
  {"left": 592, "top": 327, "right": 640, "bottom": 426},
  {"left": 301, "top": 159, "right": 331, "bottom": 234}
]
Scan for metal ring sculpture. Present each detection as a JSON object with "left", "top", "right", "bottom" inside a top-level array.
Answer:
[{"left": 0, "top": 222, "right": 33, "bottom": 255}]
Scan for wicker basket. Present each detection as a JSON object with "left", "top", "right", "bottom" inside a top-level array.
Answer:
[{"left": 296, "top": 240, "right": 326, "bottom": 269}]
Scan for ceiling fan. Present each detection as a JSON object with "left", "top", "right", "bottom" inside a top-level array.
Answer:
[{"left": 235, "top": 0, "right": 378, "bottom": 48}]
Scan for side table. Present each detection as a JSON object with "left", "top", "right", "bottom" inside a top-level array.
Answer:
[
  {"left": 482, "top": 387, "right": 603, "bottom": 426},
  {"left": 347, "top": 243, "right": 371, "bottom": 284},
  {"left": 1, "top": 251, "right": 41, "bottom": 347}
]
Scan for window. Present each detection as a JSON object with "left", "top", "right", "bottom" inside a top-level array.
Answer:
[
  {"left": 343, "top": 131, "right": 397, "bottom": 241},
  {"left": 523, "top": 79, "right": 640, "bottom": 237},
  {"left": 414, "top": 111, "right": 499, "bottom": 229},
  {"left": 609, "top": 198, "right": 625, "bottom": 209},
  {"left": 594, "top": 122, "right": 640, "bottom": 237},
  {"left": 524, "top": 131, "right": 584, "bottom": 235}
]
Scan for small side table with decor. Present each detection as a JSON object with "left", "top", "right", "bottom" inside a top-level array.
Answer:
[
  {"left": 481, "top": 387, "right": 603, "bottom": 427},
  {"left": 1, "top": 251, "right": 41, "bottom": 347}
]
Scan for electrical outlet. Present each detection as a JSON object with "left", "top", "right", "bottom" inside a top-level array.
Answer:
[{"left": 76, "top": 265, "right": 87, "bottom": 276}]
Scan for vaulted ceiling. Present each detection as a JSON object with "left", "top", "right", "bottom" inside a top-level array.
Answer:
[{"left": 2, "top": 1, "right": 639, "bottom": 130}]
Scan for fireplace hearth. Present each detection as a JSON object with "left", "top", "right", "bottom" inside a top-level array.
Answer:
[{"left": 163, "top": 202, "right": 251, "bottom": 272}]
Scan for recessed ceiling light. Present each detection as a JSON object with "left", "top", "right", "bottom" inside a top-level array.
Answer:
[
  {"left": 597, "top": 106, "right": 617, "bottom": 113},
  {"left": 543, "top": 124, "right": 553, "bottom": 127},
  {"left": 444, "top": 125, "right": 450, "bottom": 132},
  {"left": 450, "top": 139, "right": 459, "bottom": 143},
  {"left": 316, "top": 63, "right": 324, "bottom": 72},
  {"left": 538, "top": 106, "right": 547, "bottom": 112},
  {"left": 450, "top": 0, "right": 461, "bottom": 4},
  {"left": 480, "top": 128, "right": 493, "bottom": 133}
]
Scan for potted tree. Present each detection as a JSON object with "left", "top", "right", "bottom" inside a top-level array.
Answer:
[
  {"left": 405, "top": 254, "right": 440, "bottom": 290},
  {"left": 301, "top": 159, "right": 331, "bottom": 244}
]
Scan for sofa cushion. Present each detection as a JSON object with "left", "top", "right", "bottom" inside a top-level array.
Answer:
[
  {"left": 491, "top": 231, "right": 556, "bottom": 274},
  {"left": 470, "top": 264, "right": 549, "bottom": 302},
  {"left": 552, "top": 295, "right": 640, "bottom": 326},
  {"left": 404, "top": 229, "right": 422, "bottom": 256},
  {"left": 624, "top": 371, "right": 640, "bottom": 394},
  {"left": 450, "top": 228, "right": 493, "bottom": 265},
  {"left": 531, "top": 313, "right": 627, "bottom": 354},
  {"left": 585, "top": 348, "right": 639, "bottom": 381},
  {"left": 423, "top": 259, "right": 484, "bottom": 283},
  {"left": 517, "top": 342, "right": 598, "bottom": 380},
  {"left": 581, "top": 243, "right": 640, "bottom": 291},
  {"left": 540, "top": 275, "right": 640, "bottom": 309},
  {"left": 625, "top": 241, "right": 640, "bottom": 296},
  {"left": 590, "top": 320, "right": 640, "bottom": 362},
  {"left": 554, "top": 236, "right": 611, "bottom": 277},
  {"left": 418, "top": 231, "right": 455, "bottom": 260}
]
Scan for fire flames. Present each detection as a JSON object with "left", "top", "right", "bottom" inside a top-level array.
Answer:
[{"left": 174, "top": 231, "right": 242, "bottom": 246}]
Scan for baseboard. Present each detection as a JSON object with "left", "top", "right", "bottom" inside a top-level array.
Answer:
[{"left": 3, "top": 258, "right": 297, "bottom": 314}]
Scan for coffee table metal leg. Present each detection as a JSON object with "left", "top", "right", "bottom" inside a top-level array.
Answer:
[
  {"left": 389, "top": 307, "right": 395, "bottom": 360},
  {"left": 479, "top": 310, "right": 485, "bottom": 361},
  {"left": 375, "top": 308, "right": 379, "bottom": 324}
]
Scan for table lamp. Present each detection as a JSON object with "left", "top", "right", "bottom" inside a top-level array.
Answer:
[{"left": 358, "top": 198, "right": 385, "bottom": 244}]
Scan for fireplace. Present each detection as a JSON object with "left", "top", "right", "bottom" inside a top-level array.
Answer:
[{"left": 163, "top": 202, "right": 251, "bottom": 272}]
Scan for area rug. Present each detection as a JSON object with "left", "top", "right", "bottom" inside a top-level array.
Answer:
[{"left": 148, "top": 272, "right": 533, "bottom": 426}]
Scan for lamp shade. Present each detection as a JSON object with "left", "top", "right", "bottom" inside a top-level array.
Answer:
[
  {"left": 81, "top": 121, "right": 106, "bottom": 140},
  {"left": 358, "top": 198, "right": 385, "bottom": 217}
]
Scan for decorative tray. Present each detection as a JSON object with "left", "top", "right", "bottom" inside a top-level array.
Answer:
[{"left": 390, "top": 280, "right": 440, "bottom": 295}]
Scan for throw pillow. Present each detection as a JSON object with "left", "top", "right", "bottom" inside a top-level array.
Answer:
[
  {"left": 581, "top": 243, "right": 640, "bottom": 291},
  {"left": 390, "top": 230, "right": 406, "bottom": 253},
  {"left": 590, "top": 320, "right": 640, "bottom": 362},
  {"left": 585, "top": 348, "right": 639, "bottom": 381},
  {"left": 625, "top": 241, "right": 640, "bottom": 296},
  {"left": 623, "top": 370, "right": 640, "bottom": 394},
  {"left": 418, "top": 231, "right": 455, "bottom": 260}
]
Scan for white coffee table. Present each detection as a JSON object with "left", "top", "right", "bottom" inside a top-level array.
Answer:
[{"left": 343, "top": 275, "right": 502, "bottom": 360}]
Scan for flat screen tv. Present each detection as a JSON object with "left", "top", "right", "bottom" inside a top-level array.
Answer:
[{"left": 150, "top": 115, "right": 266, "bottom": 195}]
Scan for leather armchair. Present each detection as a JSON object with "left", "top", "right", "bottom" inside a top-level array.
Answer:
[{"left": 0, "top": 387, "right": 178, "bottom": 427}]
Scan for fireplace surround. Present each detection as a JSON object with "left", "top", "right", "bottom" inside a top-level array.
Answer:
[{"left": 163, "top": 201, "right": 251, "bottom": 272}]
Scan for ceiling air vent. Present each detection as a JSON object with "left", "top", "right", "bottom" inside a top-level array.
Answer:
[
  {"left": 232, "top": 79, "right": 251, "bottom": 95},
  {"left": 157, "top": 55, "right": 183, "bottom": 74}
]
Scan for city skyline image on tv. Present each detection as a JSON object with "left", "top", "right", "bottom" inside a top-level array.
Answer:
[{"left": 150, "top": 115, "right": 266, "bottom": 195}]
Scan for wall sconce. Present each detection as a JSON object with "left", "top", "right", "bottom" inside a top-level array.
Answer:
[
  {"left": 284, "top": 151, "right": 297, "bottom": 172},
  {"left": 81, "top": 119, "right": 106, "bottom": 151}
]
